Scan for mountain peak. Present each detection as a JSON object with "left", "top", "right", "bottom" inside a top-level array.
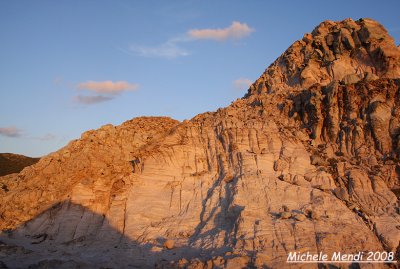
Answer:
[
  {"left": 1, "top": 18, "right": 400, "bottom": 268},
  {"left": 246, "top": 18, "right": 400, "bottom": 97}
]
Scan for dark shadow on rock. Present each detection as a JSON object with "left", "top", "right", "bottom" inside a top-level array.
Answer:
[
  {"left": 0, "top": 201, "right": 180, "bottom": 268},
  {"left": 188, "top": 171, "right": 244, "bottom": 252},
  {"left": 0, "top": 200, "right": 252, "bottom": 269}
]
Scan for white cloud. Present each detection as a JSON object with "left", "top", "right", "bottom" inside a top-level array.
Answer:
[
  {"left": 125, "top": 21, "right": 254, "bottom": 59},
  {"left": 74, "top": 80, "right": 138, "bottom": 105},
  {"left": 74, "top": 95, "right": 114, "bottom": 105},
  {"left": 0, "top": 126, "right": 23, "bottom": 138},
  {"left": 188, "top": 21, "right": 255, "bottom": 41},
  {"left": 77, "top": 80, "right": 139, "bottom": 94},
  {"left": 233, "top": 78, "right": 252, "bottom": 90},
  {"left": 130, "top": 39, "right": 190, "bottom": 59}
]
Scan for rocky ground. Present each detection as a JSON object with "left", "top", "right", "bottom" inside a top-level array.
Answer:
[{"left": 0, "top": 18, "right": 399, "bottom": 268}]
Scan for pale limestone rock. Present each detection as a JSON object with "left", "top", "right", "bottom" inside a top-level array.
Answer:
[{"left": 1, "top": 18, "right": 399, "bottom": 269}]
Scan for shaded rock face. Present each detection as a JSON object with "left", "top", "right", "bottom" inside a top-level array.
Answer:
[{"left": 1, "top": 18, "right": 400, "bottom": 268}]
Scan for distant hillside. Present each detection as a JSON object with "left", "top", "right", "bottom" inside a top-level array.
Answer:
[{"left": 0, "top": 153, "right": 40, "bottom": 176}]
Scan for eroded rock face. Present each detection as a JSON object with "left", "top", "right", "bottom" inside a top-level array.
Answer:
[
  {"left": 1, "top": 18, "right": 399, "bottom": 269},
  {"left": 0, "top": 117, "right": 180, "bottom": 229},
  {"left": 246, "top": 18, "right": 400, "bottom": 97}
]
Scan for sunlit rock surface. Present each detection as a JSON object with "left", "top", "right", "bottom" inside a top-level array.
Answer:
[{"left": 1, "top": 18, "right": 399, "bottom": 269}]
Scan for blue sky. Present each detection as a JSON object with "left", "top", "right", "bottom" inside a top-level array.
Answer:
[{"left": 1, "top": 0, "right": 399, "bottom": 157}]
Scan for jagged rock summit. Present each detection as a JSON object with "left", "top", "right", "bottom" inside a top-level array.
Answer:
[
  {"left": 246, "top": 17, "right": 400, "bottom": 96},
  {"left": 1, "top": 18, "right": 399, "bottom": 269}
]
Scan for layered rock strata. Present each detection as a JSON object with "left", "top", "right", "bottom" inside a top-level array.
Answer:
[{"left": 0, "top": 18, "right": 399, "bottom": 268}]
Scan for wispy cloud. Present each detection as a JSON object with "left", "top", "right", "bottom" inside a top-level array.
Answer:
[
  {"left": 74, "top": 95, "right": 114, "bottom": 105},
  {"left": 0, "top": 126, "right": 23, "bottom": 138},
  {"left": 188, "top": 21, "right": 255, "bottom": 41},
  {"left": 53, "top": 76, "right": 64, "bottom": 87},
  {"left": 127, "top": 21, "right": 254, "bottom": 59},
  {"left": 74, "top": 80, "right": 138, "bottom": 105},
  {"left": 130, "top": 38, "right": 190, "bottom": 59},
  {"left": 233, "top": 78, "right": 252, "bottom": 90},
  {"left": 34, "top": 133, "right": 57, "bottom": 141},
  {"left": 0, "top": 127, "right": 60, "bottom": 142},
  {"left": 53, "top": 76, "right": 75, "bottom": 89},
  {"left": 77, "top": 80, "right": 138, "bottom": 94}
]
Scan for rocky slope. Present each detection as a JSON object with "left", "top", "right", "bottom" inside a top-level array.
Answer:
[
  {"left": 0, "top": 153, "right": 39, "bottom": 177},
  {"left": 0, "top": 18, "right": 399, "bottom": 269}
]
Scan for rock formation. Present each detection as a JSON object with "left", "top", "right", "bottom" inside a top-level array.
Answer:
[{"left": 0, "top": 18, "right": 399, "bottom": 268}]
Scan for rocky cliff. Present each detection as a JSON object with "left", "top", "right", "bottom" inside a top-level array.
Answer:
[{"left": 0, "top": 18, "right": 399, "bottom": 269}]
